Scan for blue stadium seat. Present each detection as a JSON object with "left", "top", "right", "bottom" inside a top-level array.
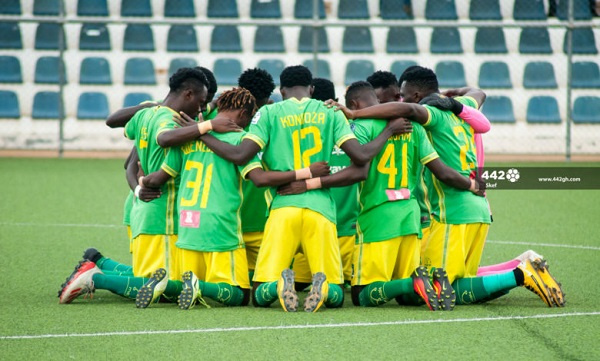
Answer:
[
  {"left": 0, "top": 56, "right": 22, "bottom": 83},
  {"left": 123, "top": 24, "right": 154, "bottom": 51},
  {"left": 79, "top": 23, "right": 110, "bottom": 50},
  {"left": 527, "top": 96, "right": 561, "bottom": 123},
  {"left": 573, "top": 96, "right": 600, "bottom": 123},
  {"left": 345, "top": 60, "right": 375, "bottom": 86},
  {"left": 295, "top": 0, "right": 325, "bottom": 19},
  {"left": 0, "top": 90, "right": 19, "bottom": 118},
  {"left": 124, "top": 58, "right": 156, "bottom": 85},
  {"left": 258, "top": 59, "right": 285, "bottom": 86},
  {"left": 391, "top": 60, "right": 417, "bottom": 79},
  {"left": 80, "top": 57, "right": 111, "bottom": 85},
  {"left": 207, "top": 0, "right": 238, "bottom": 18},
  {"left": 0, "top": 0, "right": 21, "bottom": 14},
  {"left": 251, "top": 0, "right": 281, "bottom": 18},
  {"left": 425, "top": 0, "right": 457, "bottom": 20},
  {"left": 303, "top": 59, "right": 331, "bottom": 79},
  {"left": 169, "top": 58, "right": 197, "bottom": 76},
  {"left": 557, "top": 0, "right": 592, "bottom": 20},
  {"left": 0, "top": 22, "right": 22, "bottom": 49},
  {"left": 34, "top": 0, "right": 61, "bottom": 15},
  {"left": 565, "top": 28, "right": 598, "bottom": 54},
  {"left": 380, "top": 0, "right": 413, "bottom": 19},
  {"left": 35, "top": 56, "right": 66, "bottom": 84},
  {"left": 123, "top": 92, "right": 152, "bottom": 107},
  {"left": 254, "top": 26, "right": 285, "bottom": 53},
  {"left": 121, "top": 0, "right": 152, "bottom": 17},
  {"left": 164, "top": 0, "right": 195, "bottom": 17},
  {"left": 386, "top": 27, "right": 418, "bottom": 53},
  {"left": 342, "top": 27, "right": 374, "bottom": 53},
  {"left": 481, "top": 96, "right": 515, "bottom": 123},
  {"left": 338, "top": 0, "right": 369, "bottom": 19},
  {"left": 571, "top": 62, "right": 600, "bottom": 88},
  {"left": 523, "top": 61, "right": 558, "bottom": 89},
  {"left": 478, "top": 61, "right": 511, "bottom": 88},
  {"left": 298, "top": 26, "right": 329, "bottom": 53},
  {"left": 519, "top": 27, "right": 552, "bottom": 54},
  {"left": 211, "top": 26, "right": 242, "bottom": 52},
  {"left": 430, "top": 27, "right": 462, "bottom": 54},
  {"left": 78, "top": 92, "right": 109, "bottom": 120},
  {"left": 474, "top": 27, "right": 507, "bottom": 54},
  {"left": 35, "top": 23, "right": 65, "bottom": 50},
  {"left": 469, "top": 0, "right": 501, "bottom": 20},
  {"left": 77, "top": 0, "right": 108, "bottom": 16},
  {"left": 513, "top": 0, "right": 546, "bottom": 20},
  {"left": 213, "top": 58, "right": 242, "bottom": 85},
  {"left": 167, "top": 25, "right": 198, "bottom": 52},
  {"left": 32, "top": 91, "right": 61, "bottom": 119},
  {"left": 435, "top": 61, "right": 466, "bottom": 88}
]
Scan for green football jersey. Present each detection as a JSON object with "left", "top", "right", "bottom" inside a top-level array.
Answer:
[
  {"left": 414, "top": 162, "right": 432, "bottom": 228},
  {"left": 124, "top": 106, "right": 179, "bottom": 237},
  {"left": 330, "top": 146, "right": 358, "bottom": 237},
  {"left": 353, "top": 120, "right": 439, "bottom": 243},
  {"left": 244, "top": 97, "right": 356, "bottom": 223},
  {"left": 422, "top": 96, "right": 491, "bottom": 224},
  {"left": 241, "top": 170, "right": 268, "bottom": 233},
  {"left": 202, "top": 105, "right": 218, "bottom": 121},
  {"left": 123, "top": 191, "right": 134, "bottom": 226},
  {"left": 162, "top": 131, "right": 262, "bottom": 252}
]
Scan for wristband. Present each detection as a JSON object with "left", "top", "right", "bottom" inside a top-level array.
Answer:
[
  {"left": 306, "top": 177, "right": 322, "bottom": 190},
  {"left": 138, "top": 176, "right": 145, "bottom": 186},
  {"left": 295, "top": 167, "right": 312, "bottom": 180},
  {"left": 134, "top": 185, "right": 141, "bottom": 198},
  {"left": 197, "top": 121, "right": 213, "bottom": 135},
  {"left": 469, "top": 178, "right": 478, "bottom": 192}
]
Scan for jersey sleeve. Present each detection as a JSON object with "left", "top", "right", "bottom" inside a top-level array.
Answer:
[
  {"left": 155, "top": 117, "right": 178, "bottom": 138},
  {"left": 333, "top": 110, "right": 357, "bottom": 147},
  {"left": 238, "top": 154, "right": 263, "bottom": 179},
  {"left": 244, "top": 107, "right": 270, "bottom": 149},
  {"left": 414, "top": 125, "right": 439, "bottom": 165},
  {"left": 124, "top": 117, "right": 136, "bottom": 140},
  {"left": 351, "top": 120, "right": 372, "bottom": 145},
  {"left": 456, "top": 96, "right": 479, "bottom": 110},
  {"left": 421, "top": 105, "right": 439, "bottom": 129},
  {"left": 161, "top": 146, "right": 183, "bottom": 177}
]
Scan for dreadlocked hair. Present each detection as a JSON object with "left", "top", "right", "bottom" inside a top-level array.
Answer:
[{"left": 216, "top": 87, "right": 257, "bottom": 118}]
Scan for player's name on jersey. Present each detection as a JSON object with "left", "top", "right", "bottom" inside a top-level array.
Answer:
[
  {"left": 181, "top": 140, "right": 213, "bottom": 155},
  {"left": 279, "top": 112, "right": 326, "bottom": 128},
  {"left": 389, "top": 133, "right": 412, "bottom": 141}
]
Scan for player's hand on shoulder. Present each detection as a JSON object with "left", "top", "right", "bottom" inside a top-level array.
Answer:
[
  {"left": 324, "top": 99, "right": 355, "bottom": 120},
  {"left": 419, "top": 93, "right": 463, "bottom": 115},
  {"left": 173, "top": 111, "right": 197, "bottom": 127},
  {"left": 211, "top": 117, "right": 242, "bottom": 133},
  {"left": 277, "top": 181, "right": 308, "bottom": 196},
  {"left": 309, "top": 161, "right": 330, "bottom": 178},
  {"left": 386, "top": 117, "right": 413, "bottom": 135}
]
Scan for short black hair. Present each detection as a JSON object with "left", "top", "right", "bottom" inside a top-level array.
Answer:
[
  {"left": 397, "top": 65, "right": 420, "bottom": 85},
  {"left": 197, "top": 66, "right": 218, "bottom": 94},
  {"left": 400, "top": 66, "right": 438, "bottom": 93},
  {"left": 312, "top": 78, "right": 336, "bottom": 101},
  {"left": 217, "top": 87, "right": 257, "bottom": 117},
  {"left": 345, "top": 81, "right": 374, "bottom": 104},
  {"left": 169, "top": 67, "right": 209, "bottom": 93},
  {"left": 238, "top": 68, "right": 275, "bottom": 101},
  {"left": 280, "top": 65, "right": 312, "bottom": 88},
  {"left": 367, "top": 71, "right": 398, "bottom": 89}
]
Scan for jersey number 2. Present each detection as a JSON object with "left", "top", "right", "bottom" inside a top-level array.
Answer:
[{"left": 292, "top": 126, "right": 322, "bottom": 169}]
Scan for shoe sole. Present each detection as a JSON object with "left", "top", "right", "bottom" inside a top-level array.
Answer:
[
  {"left": 532, "top": 260, "right": 565, "bottom": 307},
  {"left": 304, "top": 272, "right": 328, "bottom": 313},
  {"left": 136, "top": 268, "right": 167, "bottom": 309},
  {"left": 278, "top": 269, "right": 298, "bottom": 312},
  {"left": 58, "top": 261, "right": 97, "bottom": 304},
  {"left": 412, "top": 267, "right": 439, "bottom": 311},
  {"left": 178, "top": 271, "right": 199, "bottom": 310},
  {"left": 432, "top": 268, "right": 455, "bottom": 311},
  {"left": 521, "top": 261, "right": 553, "bottom": 308}
]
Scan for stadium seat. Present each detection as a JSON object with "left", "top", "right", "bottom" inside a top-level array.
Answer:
[
  {"left": 124, "top": 58, "right": 156, "bottom": 85},
  {"left": 474, "top": 27, "right": 507, "bottom": 54},
  {"left": 0, "top": 22, "right": 22, "bottom": 49},
  {"left": 571, "top": 62, "right": 600, "bottom": 88},
  {"left": 338, "top": 0, "right": 369, "bottom": 19},
  {"left": 391, "top": 60, "right": 417, "bottom": 78},
  {"left": 345, "top": 60, "right": 375, "bottom": 85},
  {"left": 0, "top": 56, "right": 22, "bottom": 83},
  {"left": 572, "top": 96, "right": 600, "bottom": 123},
  {"left": 167, "top": 25, "right": 198, "bottom": 52},
  {"left": 519, "top": 27, "right": 552, "bottom": 54},
  {"left": 78, "top": 92, "right": 109, "bottom": 120},
  {"left": 79, "top": 23, "right": 110, "bottom": 50},
  {"left": 251, "top": 0, "right": 281, "bottom": 18},
  {"left": 0, "top": 0, "right": 21, "bottom": 14},
  {"left": 0, "top": 90, "right": 19, "bottom": 118},
  {"left": 34, "top": 0, "right": 61, "bottom": 15},
  {"left": 123, "top": 92, "right": 153, "bottom": 107},
  {"left": 430, "top": 27, "right": 462, "bottom": 54},
  {"left": 35, "top": 23, "right": 65, "bottom": 50},
  {"left": 386, "top": 27, "right": 418, "bottom": 53},
  {"left": 380, "top": 0, "right": 413, "bottom": 19},
  {"left": 342, "top": 27, "right": 374, "bottom": 53},
  {"left": 513, "top": 0, "right": 546, "bottom": 20},
  {"left": 80, "top": 57, "right": 111, "bottom": 85},
  {"left": 254, "top": 26, "right": 285, "bottom": 53},
  {"left": 527, "top": 96, "right": 561, "bottom": 123},
  {"left": 303, "top": 59, "right": 331, "bottom": 79},
  {"left": 565, "top": 28, "right": 598, "bottom": 54},
  {"left": 211, "top": 26, "right": 242, "bottom": 52},
  {"left": 258, "top": 59, "right": 285, "bottom": 86},
  {"left": 435, "top": 61, "right": 466, "bottom": 88},
  {"left": 469, "top": 0, "right": 501, "bottom": 20},
  {"left": 478, "top": 61, "right": 511, "bottom": 88},
  {"left": 207, "top": 0, "right": 238, "bottom": 18},
  {"left": 295, "top": 0, "right": 325, "bottom": 19},
  {"left": 77, "top": 0, "right": 108, "bottom": 16},
  {"left": 425, "top": 0, "right": 457, "bottom": 20},
  {"left": 523, "top": 61, "right": 557, "bottom": 89},
  {"left": 121, "top": 0, "right": 152, "bottom": 17},
  {"left": 169, "top": 58, "right": 197, "bottom": 76},
  {"left": 123, "top": 24, "right": 154, "bottom": 51},
  {"left": 298, "top": 26, "right": 329, "bottom": 53},
  {"left": 32, "top": 91, "right": 61, "bottom": 119},
  {"left": 557, "top": 0, "right": 592, "bottom": 20},
  {"left": 480, "top": 96, "right": 515, "bottom": 123},
  {"left": 213, "top": 58, "right": 242, "bottom": 86},
  {"left": 34, "top": 56, "right": 66, "bottom": 84},
  {"left": 164, "top": 0, "right": 195, "bottom": 17}
]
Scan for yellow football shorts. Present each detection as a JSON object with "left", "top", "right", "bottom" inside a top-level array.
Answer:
[
  {"left": 131, "top": 234, "right": 180, "bottom": 281},
  {"left": 420, "top": 225, "right": 431, "bottom": 259},
  {"left": 293, "top": 235, "right": 355, "bottom": 283},
  {"left": 242, "top": 231, "right": 263, "bottom": 271},
  {"left": 179, "top": 247, "right": 250, "bottom": 289},
  {"left": 126, "top": 225, "right": 133, "bottom": 253}
]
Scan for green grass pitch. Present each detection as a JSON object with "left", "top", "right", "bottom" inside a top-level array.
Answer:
[{"left": 0, "top": 158, "right": 598, "bottom": 360}]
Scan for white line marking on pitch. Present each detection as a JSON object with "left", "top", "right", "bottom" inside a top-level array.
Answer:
[
  {"left": 487, "top": 240, "right": 600, "bottom": 251},
  {"left": 1, "top": 312, "right": 598, "bottom": 341}
]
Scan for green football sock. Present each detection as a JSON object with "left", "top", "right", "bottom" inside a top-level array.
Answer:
[
  {"left": 396, "top": 292, "right": 425, "bottom": 306},
  {"left": 453, "top": 272, "right": 516, "bottom": 305},
  {"left": 359, "top": 278, "right": 413, "bottom": 307},
  {"left": 199, "top": 281, "right": 245, "bottom": 306},
  {"left": 101, "top": 269, "right": 134, "bottom": 277},
  {"left": 163, "top": 280, "right": 183, "bottom": 300},
  {"left": 92, "top": 273, "right": 147, "bottom": 300},
  {"left": 324, "top": 284, "right": 344, "bottom": 308},
  {"left": 254, "top": 281, "right": 278, "bottom": 306},
  {"left": 248, "top": 270, "right": 255, "bottom": 286},
  {"left": 96, "top": 257, "right": 133, "bottom": 275}
]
